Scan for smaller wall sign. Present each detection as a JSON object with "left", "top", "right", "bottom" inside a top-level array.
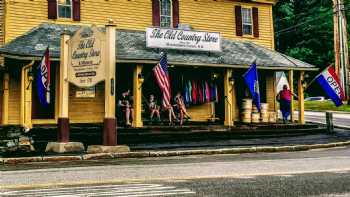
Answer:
[
  {"left": 146, "top": 27, "right": 222, "bottom": 52},
  {"left": 76, "top": 87, "right": 96, "bottom": 98}
]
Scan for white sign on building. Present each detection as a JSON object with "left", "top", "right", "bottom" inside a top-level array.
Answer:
[
  {"left": 68, "top": 26, "right": 106, "bottom": 88},
  {"left": 146, "top": 27, "right": 221, "bottom": 52}
]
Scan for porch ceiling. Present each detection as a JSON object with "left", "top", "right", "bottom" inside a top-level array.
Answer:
[{"left": 0, "top": 23, "right": 317, "bottom": 71}]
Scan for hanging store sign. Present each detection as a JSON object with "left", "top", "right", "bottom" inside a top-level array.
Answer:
[
  {"left": 68, "top": 26, "right": 106, "bottom": 87},
  {"left": 146, "top": 27, "right": 222, "bottom": 52}
]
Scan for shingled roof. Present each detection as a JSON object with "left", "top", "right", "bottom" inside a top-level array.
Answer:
[{"left": 0, "top": 23, "right": 316, "bottom": 70}]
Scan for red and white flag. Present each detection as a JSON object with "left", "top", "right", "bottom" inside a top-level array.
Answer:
[
  {"left": 315, "top": 66, "right": 345, "bottom": 107},
  {"left": 153, "top": 53, "right": 171, "bottom": 108}
]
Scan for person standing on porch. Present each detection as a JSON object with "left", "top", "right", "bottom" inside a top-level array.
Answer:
[
  {"left": 277, "top": 85, "right": 297, "bottom": 123},
  {"left": 118, "top": 89, "right": 134, "bottom": 127}
]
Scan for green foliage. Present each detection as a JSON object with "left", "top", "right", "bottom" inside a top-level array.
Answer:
[
  {"left": 274, "top": 0, "right": 349, "bottom": 68},
  {"left": 302, "top": 101, "right": 350, "bottom": 112}
]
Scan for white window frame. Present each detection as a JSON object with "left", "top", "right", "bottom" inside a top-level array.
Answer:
[
  {"left": 57, "top": 0, "right": 73, "bottom": 19},
  {"left": 241, "top": 7, "right": 253, "bottom": 36},
  {"left": 159, "top": 0, "right": 173, "bottom": 28}
]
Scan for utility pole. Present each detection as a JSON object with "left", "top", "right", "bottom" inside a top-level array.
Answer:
[
  {"left": 333, "top": 0, "right": 350, "bottom": 102},
  {"left": 333, "top": 0, "right": 340, "bottom": 75}
]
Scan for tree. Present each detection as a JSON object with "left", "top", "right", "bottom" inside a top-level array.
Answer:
[{"left": 274, "top": 0, "right": 337, "bottom": 69}]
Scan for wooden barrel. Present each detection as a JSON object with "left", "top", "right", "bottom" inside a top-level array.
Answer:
[
  {"left": 261, "top": 103, "right": 269, "bottom": 112},
  {"left": 241, "top": 111, "right": 251, "bottom": 123},
  {"left": 252, "top": 105, "right": 259, "bottom": 113},
  {"left": 261, "top": 112, "right": 269, "bottom": 123},
  {"left": 251, "top": 112, "right": 260, "bottom": 123},
  {"left": 242, "top": 99, "right": 253, "bottom": 110},
  {"left": 268, "top": 112, "right": 277, "bottom": 123}
]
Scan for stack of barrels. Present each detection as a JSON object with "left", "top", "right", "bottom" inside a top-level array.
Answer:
[
  {"left": 241, "top": 99, "right": 253, "bottom": 123},
  {"left": 241, "top": 99, "right": 277, "bottom": 124},
  {"left": 268, "top": 112, "right": 277, "bottom": 123},
  {"left": 251, "top": 104, "right": 260, "bottom": 123}
]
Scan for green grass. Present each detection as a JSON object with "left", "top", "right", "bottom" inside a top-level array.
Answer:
[{"left": 296, "top": 100, "right": 350, "bottom": 112}]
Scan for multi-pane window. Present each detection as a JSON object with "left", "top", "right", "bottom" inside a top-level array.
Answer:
[
  {"left": 160, "top": 0, "right": 172, "bottom": 27},
  {"left": 242, "top": 8, "right": 253, "bottom": 35},
  {"left": 58, "top": 0, "right": 72, "bottom": 19}
]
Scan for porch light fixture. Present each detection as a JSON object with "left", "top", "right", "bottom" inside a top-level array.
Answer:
[
  {"left": 229, "top": 76, "right": 235, "bottom": 85},
  {"left": 138, "top": 73, "right": 144, "bottom": 83},
  {"left": 27, "top": 67, "right": 33, "bottom": 81},
  {"left": 212, "top": 73, "right": 219, "bottom": 80}
]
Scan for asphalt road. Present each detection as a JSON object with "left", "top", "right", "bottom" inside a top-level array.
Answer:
[{"left": 2, "top": 147, "right": 350, "bottom": 196}]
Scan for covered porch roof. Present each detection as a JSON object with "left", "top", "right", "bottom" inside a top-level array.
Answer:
[{"left": 0, "top": 23, "right": 317, "bottom": 71}]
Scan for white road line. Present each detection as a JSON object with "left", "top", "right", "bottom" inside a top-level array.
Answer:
[
  {"left": 98, "top": 191, "right": 196, "bottom": 197},
  {"left": 9, "top": 186, "right": 178, "bottom": 196},
  {"left": 1, "top": 184, "right": 163, "bottom": 194},
  {"left": 74, "top": 189, "right": 195, "bottom": 197},
  {"left": 1, "top": 184, "right": 195, "bottom": 197}
]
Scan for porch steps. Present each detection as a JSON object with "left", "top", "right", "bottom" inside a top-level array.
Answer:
[{"left": 28, "top": 123, "right": 326, "bottom": 152}]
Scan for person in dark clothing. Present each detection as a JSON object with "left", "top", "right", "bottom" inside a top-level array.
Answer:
[
  {"left": 277, "top": 85, "right": 297, "bottom": 123},
  {"left": 118, "top": 89, "right": 133, "bottom": 126}
]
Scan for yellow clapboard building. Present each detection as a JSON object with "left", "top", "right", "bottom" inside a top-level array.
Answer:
[{"left": 0, "top": 0, "right": 315, "bottom": 148}]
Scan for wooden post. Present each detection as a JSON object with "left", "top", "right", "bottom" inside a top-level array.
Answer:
[
  {"left": 103, "top": 21, "right": 117, "bottom": 146},
  {"left": 2, "top": 72, "right": 9, "bottom": 125},
  {"left": 326, "top": 112, "right": 334, "bottom": 133},
  {"left": 58, "top": 32, "right": 70, "bottom": 143},
  {"left": 288, "top": 70, "right": 295, "bottom": 122},
  {"left": 20, "top": 61, "right": 34, "bottom": 129},
  {"left": 133, "top": 64, "right": 143, "bottom": 128},
  {"left": 231, "top": 70, "right": 237, "bottom": 123},
  {"left": 224, "top": 68, "right": 233, "bottom": 126},
  {"left": 298, "top": 71, "right": 305, "bottom": 124}
]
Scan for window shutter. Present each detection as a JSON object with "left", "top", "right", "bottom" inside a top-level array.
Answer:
[
  {"left": 72, "top": 0, "right": 81, "bottom": 21},
  {"left": 152, "top": 0, "right": 160, "bottom": 26},
  {"left": 252, "top": 7, "right": 259, "bottom": 37},
  {"left": 48, "top": 0, "right": 57, "bottom": 20},
  {"left": 235, "top": 6, "right": 242, "bottom": 36},
  {"left": 172, "top": 0, "right": 179, "bottom": 28}
]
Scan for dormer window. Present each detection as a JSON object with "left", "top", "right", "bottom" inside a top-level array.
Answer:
[
  {"left": 48, "top": 0, "right": 80, "bottom": 21},
  {"left": 152, "top": 0, "right": 179, "bottom": 28},
  {"left": 242, "top": 8, "right": 252, "bottom": 35},
  {"left": 160, "top": 0, "right": 172, "bottom": 28},
  {"left": 58, "top": 0, "right": 72, "bottom": 19}
]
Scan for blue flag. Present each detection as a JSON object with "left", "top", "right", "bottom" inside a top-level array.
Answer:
[
  {"left": 243, "top": 63, "right": 261, "bottom": 112},
  {"left": 37, "top": 48, "right": 50, "bottom": 108}
]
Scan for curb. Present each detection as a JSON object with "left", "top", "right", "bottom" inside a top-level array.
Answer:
[
  {"left": 335, "top": 125, "right": 350, "bottom": 130},
  {"left": 2, "top": 141, "right": 350, "bottom": 165},
  {"left": 306, "top": 110, "right": 350, "bottom": 114},
  {"left": 307, "top": 120, "right": 350, "bottom": 130}
]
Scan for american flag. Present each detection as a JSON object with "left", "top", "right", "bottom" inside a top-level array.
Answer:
[{"left": 153, "top": 53, "right": 171, "bottom": 108}]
